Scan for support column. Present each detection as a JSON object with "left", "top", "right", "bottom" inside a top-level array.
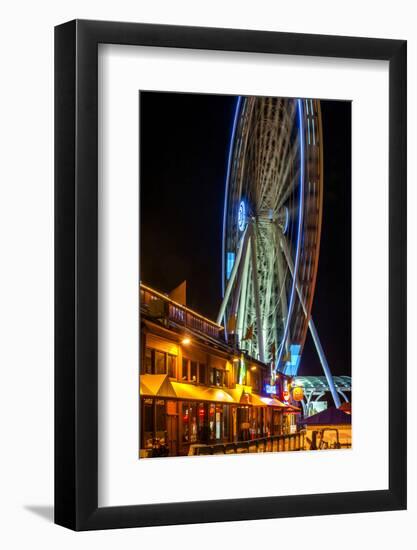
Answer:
[
  {"left": 280, "top": 236, "right": 341, "bottom": 408},
  {"left": 217, "top": 226, "right": 250, "bottom": 326},
  {"left": 250, "top": 223, "right": 265, "bottom": 363}
]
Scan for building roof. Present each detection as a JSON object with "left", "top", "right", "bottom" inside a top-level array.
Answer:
[
  {"left": 301, "top": 406, "right": 351, "bottom": 425},
  {"left": 293, "top": 375, "right": 352, "bottom": 393}
]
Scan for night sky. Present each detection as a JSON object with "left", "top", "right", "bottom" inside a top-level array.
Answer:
[{"left": 140, "top": 92, "right": 351, "bottom": 377}]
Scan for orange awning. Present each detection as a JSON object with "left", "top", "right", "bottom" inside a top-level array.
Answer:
[
  {"left": 171, "top": 382, "right": 236, "bottom": 404},
  {"left": 140, "top": 375, "right": 301, "bottom": 410},
  {"left": 140, "top": 374, "right": 177, "bottom": 398}
]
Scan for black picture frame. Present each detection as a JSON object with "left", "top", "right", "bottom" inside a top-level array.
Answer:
[{"left": 55, "top": 19, "right": 407, "bottom": 531}]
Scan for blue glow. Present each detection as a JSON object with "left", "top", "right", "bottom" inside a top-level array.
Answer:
[
  {"left": 283, "top": 344, "right": 302, "bottom": 375},
  {"left": 226, "top": 252, "right": 235, "bottom": 280},
  {"left": 238, "top": 200, "right": 246, "bottom": 231},
  {"left": 265, "top": 384, "right": 277, "bottom": 394},
  {"left": 276, "top": 98, "right": 305, "bottom": 372},
  {"left": 222, "top": 96, "right": 242, "bottom": 298}
]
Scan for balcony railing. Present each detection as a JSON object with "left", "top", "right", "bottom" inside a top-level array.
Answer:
[{"left": 140, "top": 284, "right": 223, "bottom": 340}]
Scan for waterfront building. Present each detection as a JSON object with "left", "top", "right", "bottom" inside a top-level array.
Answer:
[{"left": 139, "top": 283, "right": 300, "bottom": 458}]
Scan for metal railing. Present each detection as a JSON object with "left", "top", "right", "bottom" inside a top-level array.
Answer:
[
  {"left": 141, "top": 285, "right": 223, "bottom": 340},
  {"left": 188, "top": 432, "right": 305, "bottom": 456}
]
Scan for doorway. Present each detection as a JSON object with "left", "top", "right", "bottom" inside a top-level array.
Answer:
[{"left": 166, "top": 401, "right": 178, "bottom": 456}]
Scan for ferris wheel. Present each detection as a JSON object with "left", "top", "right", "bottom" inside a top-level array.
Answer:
[{"left": 217, "top": 96, "right": 341, "bottom": 407}]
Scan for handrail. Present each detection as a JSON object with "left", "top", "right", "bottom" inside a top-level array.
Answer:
[
  {"left": 189, "top": 431, "right": 306, "bottom": 455},
  {"left": 140, "top": 285, "right": 223, "bottom": 339}
]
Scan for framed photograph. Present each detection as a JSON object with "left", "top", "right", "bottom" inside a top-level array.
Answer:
[{"left": 55, "top": 20, "right": 406, "bottom": 530}]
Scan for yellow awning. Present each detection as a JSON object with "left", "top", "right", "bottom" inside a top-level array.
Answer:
[
  {"left": 171, "top": 382, "right": 235, "bottom": 404},
  {"left": 250, "top": 393, "right": 270, "bottom": 407},
  {"left": 140, "top": 375, "right": 295, "bottom": 408},
  {"left": 140, "top": 374, "right": 177, "bottom": 398},
  {"left": 258, "top": 396, "right": 288, "bottom": 408}
]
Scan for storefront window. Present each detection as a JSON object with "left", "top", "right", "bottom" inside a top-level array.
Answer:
[
  {"left": 237, "top": 406, "right": 250, "bottom": 441},
  {"left": 190, "top": 402, "right": 197, "bottom": 442},
  {"left": 155, "top": 399, "right": 166, "bottom": 442},
  {"left": 208, "top": 403, "right": 215, "bottom": 440},
  {"left": 250, "top": 408, "right": 257, "bottom": 439},
  {"left": 182, "top": 403, "right": 189, "bottom": 442},
  {"left": 215, "top": 405, "right": 222, "bottom": 439},
  {"left": 155, "top": 351, "right": 166, "bottom": 374},
  {"left": 273, "top": 410, "right": 282, "bottom": 435},
  {"left": 197, "top": 402, "right": 207, "bottom": 440},
  {"left": 259, "top": 408, "right": 264, "bottom": 436},
  {"left": 167, "top": 354, "right": 176, "bottom": 378},
  {"left": 142, "top": 398, "right": 153, "bottom": 448},
  {"left": 222, "top": 405, "right": 229, "bottom": 441}
]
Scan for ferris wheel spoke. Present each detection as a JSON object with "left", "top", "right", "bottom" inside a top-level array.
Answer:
[
  {"left": 275, "top": 134, "right": 299, "bottom": 210},
  {"left": 249, "top": 224, "right": 265, "bottom": 363},
  {"left": 275, "top": 164, "right": 301, "bottom": 213},
  {"left": 257, "top": 103, "right": 282, "bottom": 204},
  {"left": 263, "top": 229, "right": 280, "bottom": 361},
  {"left": 260, "top": 107, "right": 287, "bottom": 211},
  {"left": 236, "top": 238, "right": 251, "bottom": 342},
  {"left": 217, "top": 225, "right": 250, "bottom": 325},
  {"left": 275, "top": 102, "right": 296, "bottom": 179},
  {"left": 277, "top": 100, "right": 295, "bottom": 155},
  {"left": 252, "top": 110, "right": 268, "bottom": 203}
]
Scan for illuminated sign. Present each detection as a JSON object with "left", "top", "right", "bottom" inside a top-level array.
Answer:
[
  {"left": 265, "top": 384, "right": 276, "bottom": 394},
  {"left": 292, "top": 386, "right": 304, "bottom": 401},
  {"left": 238, "top": 201, "right": 246, "bottom": 231}
]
